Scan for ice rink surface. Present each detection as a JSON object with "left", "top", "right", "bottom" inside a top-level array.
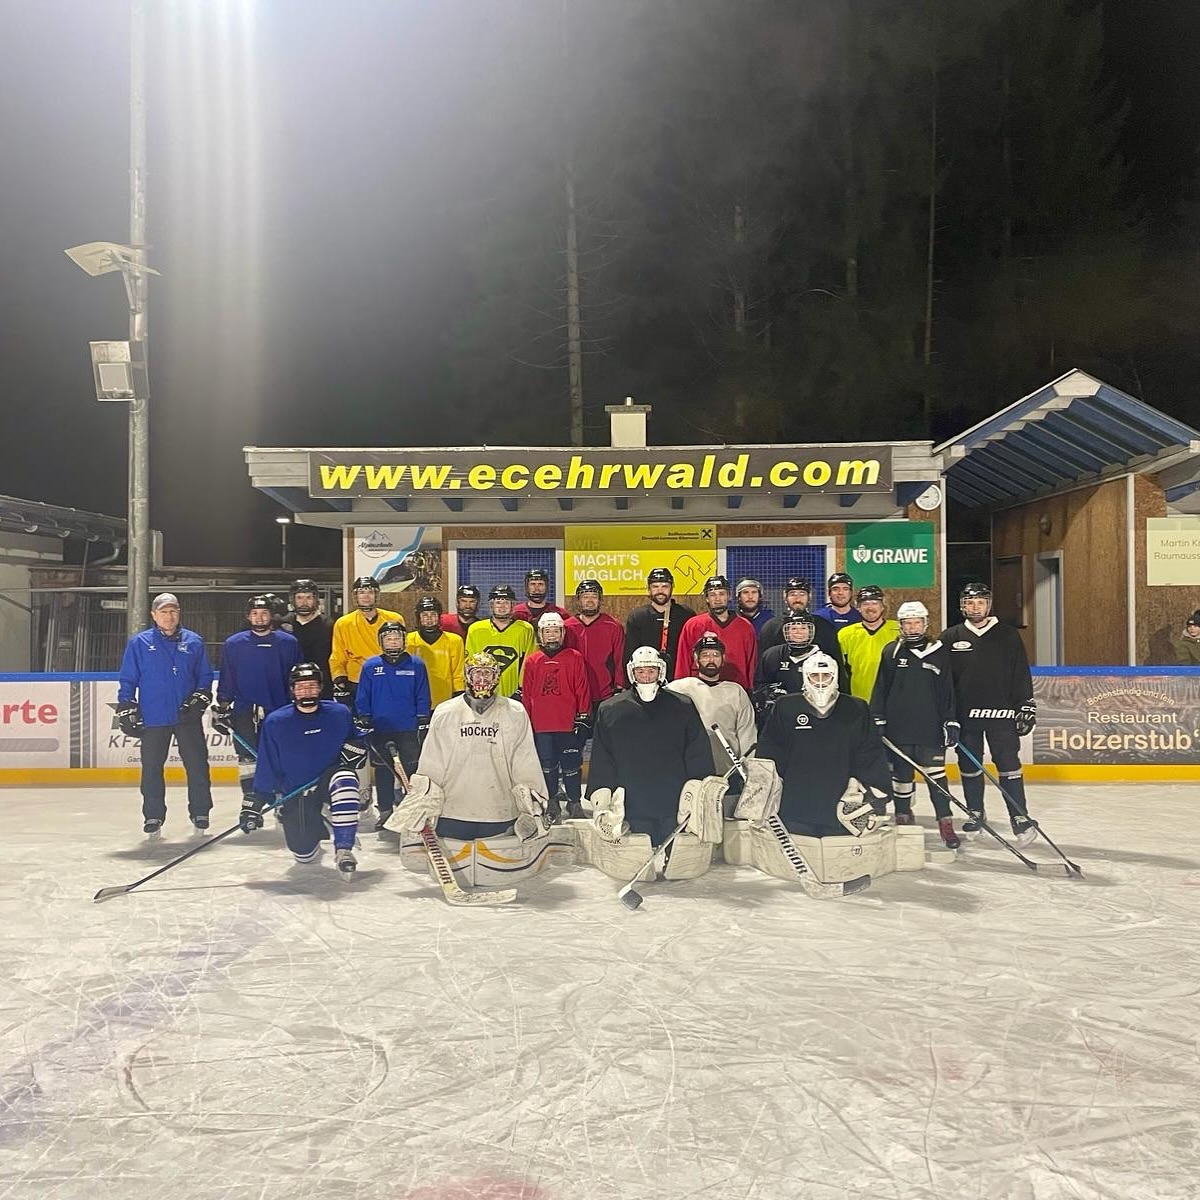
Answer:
[{"left": 1, "top": 784, "right": 1198, "bottom": 1200}]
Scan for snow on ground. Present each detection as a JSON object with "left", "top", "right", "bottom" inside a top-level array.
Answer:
[{"left": 1, "top": 784, "right": 1198, "bottom": 1200}]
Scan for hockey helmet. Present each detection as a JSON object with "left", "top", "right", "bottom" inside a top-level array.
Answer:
[
  {"left": 783, "top": 576, "right": 812, "bottom": 598},
  {"left": 575, "top": 578, "right": 603, "bottom": 596},
  {"left": 525, "top": 568, "right": 549, "bottom": 583},
  {"left": 703, "top": 575, "right": 731, "bottom": 595},
  {"left": 693, "top": 632, "right": 726, "bottom": 657},
  {"left": 827, "top": 572, "right": 853, "bottom": 591},
  {"left": 536, "top": 610, "right": 566, "bottom": 647},
  {"left": 856, "top": 585, "right": 885, "bottom": 606},
  {"left": 896, "top": 600, "right": 929, "bottom": 644},
  {"left": 489, "top": 583, "right": 517, "bottom": 602},
  {"left": 377, "top": 620, "right": 407, "bottom": 658},
  {"left": 464, "top": 651, "right": 502, "bottom": 699},
  {"left": 959, "top": 581, "right": 992, "bottom": 617},
  {"left": 800, "top": 652, "right": 839, "bottom": 714},
  {"left": 456, "top": 584, "right": 481, "bottom": 600},
  {"left": 247, "top": 593, "right": 273, "bottom": 613},
  {"left": 415, "top": 595, "right": 442, "bottom": 615},
  {"left": 647, "top": 567, "right": 674, "bottom": 586},
  {"left": 736, "top": 577, "right": 762, "bottom": 596},
  {"left": 289, "top": 661, "right": 324, "bottom": 707},
  {"left": 627, "top": 644, "right": 667, "bottom": 687},
  {"left": 290, "top": 578, "right": 320, "bottom": 599},
  {"left": 782, "top": 612, "right": 816, "bottom": 648},
  {"left": 352, "top": 575, "right": 379, "bottom": 593}
]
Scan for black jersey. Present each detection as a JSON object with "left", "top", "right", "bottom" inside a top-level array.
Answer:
[
  {"left": 622, "top": 601, "right": 695, "bottom": 679},
  {"left": 282, "top": 611, "right": 335, "bottom": 696},
  {"left": 870, "top": 638, "right": 955, "bottom": 744},
  {"left": 755, "top": 643, "right": 847, "bottom": 693},
  {"left": 588, "top": 687, "right": 714, "bottom": 823},
  {"left": 757, "top": 692, "right": 891, "bottom": 830},
  {"left": 758, "top": 611, "right": 846, "bottom": 674},
  {"left": 938, "top": 618, "right": 1033, "bottom": 726}
]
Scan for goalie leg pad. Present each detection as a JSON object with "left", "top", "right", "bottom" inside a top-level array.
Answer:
[
  {"left": 662, "top": 831, "right": 713, "bottom": 879},
  {"left": 470, "top": 827, "right": 577, "bottom": 887},
  {"left": 747, "top": 824, "right": 903, "bottom": 882},
  {"left": 572, "top": 819, "right": 655, "bottom": 882}
]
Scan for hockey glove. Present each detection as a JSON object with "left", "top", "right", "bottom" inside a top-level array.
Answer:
[
  {"left": 836, "top": 780, "right": 879, "bottom": 837},
  {"left": 115, "top": 702, "right": 144, "bottom": 739},
  {"left": 511, "top": 688, "right": 522, "bottom": 704},
  {"left": 352, "top": 712, "right": 373, "bottom": 737},
  {"left": 572, "top": 713, "right": 592, "bottom": 742},
  {"left": 178, "top": 690, "right": 211, "bottom": 722},
  {"left": 589, "top": 787, "right": 628, "bottom": 843},
  {"left": 210, "top": 701, "right": 234, "bottom": 736},
  {"left": 332, "top": 676, "right": 352, "bottom": 704},
  {"left": 943, "top": 720, "right": 961, "bottom": 748},
  {"left": 239, "top": 794, "right": 266, "bottom": 834},
  {"left": 1015, "top": 701, "right": 1037, "bottom": 738},
  {"left": 417, "top": 717, "right": 431, "bottom": 747},
  {"left": 873, "top": 716, "right": 887, "bottom": 733},
  {"left": 512, "top": 784, "right": 550, "bottom": 841},
  {"left": 339, "top": 737, "right": 368, "bottom": 772}
]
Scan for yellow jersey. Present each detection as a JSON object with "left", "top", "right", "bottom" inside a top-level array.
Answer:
[
  {"left": 838, "top": 619, "right": 901, "bottom": 703},
  {"left": 330, "top": 608, "right": 404, "bottom": 683},
  {"left": 406, "top": 629, "right": 465, "bottom": 707}
]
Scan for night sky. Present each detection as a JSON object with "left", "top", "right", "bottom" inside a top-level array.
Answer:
[{"left": 0, "top": 0, "right": 1196, "bottom": 568}]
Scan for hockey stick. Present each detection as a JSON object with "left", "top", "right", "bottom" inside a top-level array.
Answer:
[
  {"left": 955, "top": 742, "right": 1082, "bottom": 877},
  {"left": 883, "top": 738, "right": 1040, "bottom": 873},
  {"left": 93, "top": 775, "right": 322, "bottom": 903},
  {"left": 709, "top": 724, "right": 872, "bottom": 899},
  {"left": 371, "top": 744, "right": 517, "bottom": 905}
]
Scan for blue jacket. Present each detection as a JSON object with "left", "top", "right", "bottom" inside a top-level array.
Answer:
[
  {"left": 217, "top": 628, "right": 302, "bottom": 714},
  {"left": 354, "top": 653, "right": 432, "bottom": 733},
  {"left": 118, "top": 626, "right": 215, "bottom": 727}
]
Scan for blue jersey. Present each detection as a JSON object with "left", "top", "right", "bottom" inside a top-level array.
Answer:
[
  {"left": 118, "top": 626, "right": 214, "bottom": 727},
  {"left": 354, "top": 653, "right": 432, "bottom": 733},
  {"left": 737, "top": 604, "right": 775, "bottom": 635},
  {"left": 813, "top": 604, "right": 862, "bottom": 631},
  {"left": 254, "top": 700, "right": 356, "bottom": 797},
  {"left": 217, "top": 628, "right": 302, "bottom": 714}
]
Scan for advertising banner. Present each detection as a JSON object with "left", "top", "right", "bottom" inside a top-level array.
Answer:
[
  {"left": 1031, "top": 670, "right": 1200, "bottom": 765},
  {"left": 845, "top": 521, "right": 936, "bottom": 588},
  {"left": 312, "top": 447, "right": 894, "bottom": 500},
  {"left": 348, "top": 526, "right": 443, "bottom": 605},
  {"left": 563, "top": 525, "right": 717, "bottom": 595},
  {"left": 0, "top": 680, "right": 70, "bottom": 768},
  {"left": 1145, "top": 517, "right": 1200, "bottom": 586}
]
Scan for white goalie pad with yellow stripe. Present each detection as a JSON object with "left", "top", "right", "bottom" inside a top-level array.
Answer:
[{"left": 399, "top": 825, "right": 577, "bottom": 888}]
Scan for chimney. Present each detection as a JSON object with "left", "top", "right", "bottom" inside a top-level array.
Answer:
[{"left": 605, "top": 396, "right": 652, "bottom": 448}]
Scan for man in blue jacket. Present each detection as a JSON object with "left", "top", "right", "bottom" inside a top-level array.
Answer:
[
  {"left": 354, "top": 620, "right": 432, "bottom": 830},
  {"left": 116, "top": 593, "right": 215, "bottom": 837},
  {"left": 211, "top": 595, "right": 302, "bottom": 802}
]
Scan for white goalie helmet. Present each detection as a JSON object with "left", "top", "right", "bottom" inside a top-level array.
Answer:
[
  {"left": 800, "top": 652, "right": 839, "bottom": 715},
  {"left": 896, "top": 600, "right": 929, "bottom": 644},
  {"left": 627, "top": 645, "right": 667, "bottom": 700}
]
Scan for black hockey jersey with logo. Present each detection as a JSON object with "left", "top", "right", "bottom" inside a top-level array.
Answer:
[
  {"left": 938, "top": 618, "right": 1033, "bottom": 726},
  {"left": 869, "top": 638, "right": 955, "bottom": 745},
  {"left": 622, "top": 601, "right": 695, "bottom": 679}
]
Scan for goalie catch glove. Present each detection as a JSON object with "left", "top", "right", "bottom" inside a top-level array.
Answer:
[
  {"left": 589, "top": 787, "right": 627, "bottom": 843},
  {"left": 178, "top": 690, "right": 211, "bottom": 722},
  {"left": 1015, "top": 701, "right": 1036, "bottom": 738},
  {"left": 115, "top": 702, "right": 144, "bottom": 739},
  {"left": 837, "top": 779, "right": 879, "bottom": 837},
  {"left": 239, "top": 793, "right": 266, "bottom": 834},
  {"left": 511, "top": 784, "right": 550, "bottom": 842},
  {"left": 210, "top": 701, "right": 234, "bottom": 736}
]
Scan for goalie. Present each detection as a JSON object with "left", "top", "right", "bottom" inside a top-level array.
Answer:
[
  {"left": 386, "top": 652, "right": 572, "bottom": 886},
  {"left": 756, "top": 652, "right": 891, "bottom": 838}
]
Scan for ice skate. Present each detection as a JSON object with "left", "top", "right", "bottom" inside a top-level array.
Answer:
[
  {"left": 374, "top": 809, "right": 393, "bottom": 833},
  {"left": 961, "top": 810, "right": 986, "bottom": 839},
  {"left": 335, "top": 848, "right": 357, "bottom": 880},
  {"left": 894, "top": 810, "right": 915, "bottom": 827},
  {"left": 938, "top": 817, "right": 960, "bottom": 849},
  {"left": 1011, "top": 817, "right": 1037, "bottom": 848},
  {"left": 143, "top": 818, "right": 163, "bottom": 839},
  {"left": 565, "top": 800, "right": 587, "bottom": 820},
  {"left": 190, "top": 814, "right": 209, "bottom": 833}
]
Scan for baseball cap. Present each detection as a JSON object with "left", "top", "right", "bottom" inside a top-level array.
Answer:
[{"left": 151, "top": 593, "right": 180, "bottom": 611}]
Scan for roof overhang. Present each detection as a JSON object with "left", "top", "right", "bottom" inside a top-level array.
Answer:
[
  {"left": 0, "top": 493, "right": 126, "bottom": 543},
  {"left": 935, "top": 370, "right": 1200, "bottom": 509}
]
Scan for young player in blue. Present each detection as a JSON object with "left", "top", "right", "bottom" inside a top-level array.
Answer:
[
  {"left": 242, "top": 662, "right": 367, "bottom": 879},
  {"left": 211, "top": 595, "right": 302, "bottom": 801},
  {"left": 354, "top": 621, "right": 433, "bottom": 830}
]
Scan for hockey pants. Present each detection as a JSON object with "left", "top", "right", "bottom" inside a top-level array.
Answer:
[
  {"left": 138, "top": 719, "right": 212, "bottom": 823},
  {"left": 957, "top": 725, "right": 1030, "bottom": 823},
  {"left": 534, "top": 731, "right": 583, "bottom": 802},
  {"left": 231, "top": 708, "right": 261, "bottom": 798},
  {"left": 887, "top": 743, "right": 951, "bottom": 819},
  {"left": 278, "top": 770, "right": 360, "bottom": 864},
  {"left": 369, "top": 730, "right": 421, "bottom": 815}
]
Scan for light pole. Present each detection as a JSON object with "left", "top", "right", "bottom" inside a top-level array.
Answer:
[{"left": 276, "top": 517, "right": 291, "bottom": 570}]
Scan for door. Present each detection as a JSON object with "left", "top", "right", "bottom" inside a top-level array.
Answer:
[{"left": 1033, "top": 553, "right": 1063, "bottom": 666}]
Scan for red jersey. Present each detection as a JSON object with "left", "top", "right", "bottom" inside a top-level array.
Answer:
[
  {"left": 521, "top": 647, "right": 591, "bottom": 733},
  {"left": 440, "top": 613, "right": 481, "bottom": 641},
  {"left": 565, "top": 612, "right": 626, "bottom": 704},
  {"left": 513, "top": 602, "right": 571, "bottom": 627},
  {"left": 674, "top": 611, "right": 758, "bottom": 693}
]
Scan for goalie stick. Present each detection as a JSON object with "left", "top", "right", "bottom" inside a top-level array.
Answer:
[
  {"left": 709, "top": 724, "right": 872, "bottom": 900},
  {"left": 372, "top": 744, "right": 517, "bottom": 906},
  {"left": 954, "top": 742, "right": 1082, "bottom": 877},
  {"left": 92, "top": 774, "right": 322, "bottom": 903},
  {"left": 882, "top": 738, "right": 1041, "bottom": 874}
]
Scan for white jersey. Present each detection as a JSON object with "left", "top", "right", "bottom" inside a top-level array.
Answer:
[
  {"left": 416, "top": 694, "right": 545, "bottom": 823},
  {"left": 666, "top": 677, "right": 756, "bottom": 770}
]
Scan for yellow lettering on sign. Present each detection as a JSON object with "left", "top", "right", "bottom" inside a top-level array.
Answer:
[
  {"left": 468, "top": 465, "right": 496, "bottom": 490},
  {"left": 836, "top": 459, "right": 880, "bottom": 487}
]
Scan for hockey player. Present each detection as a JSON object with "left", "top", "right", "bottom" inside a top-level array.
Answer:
[
  {"left": 941, "top": 582, "right": 1037, "bottom": 843},
  {"left": 870, "top": 601, "right": 960, "bottom": 847},
  {"left": 329, "top": 576, "right": 403, "bottom": 706},
  {"left": 588, "top": 646, "right": 715, "bottom": 845},
  {"left": 814, "top": 572, "right": 861, "bottom": 630},
  {"left": 735, "top": 579, "right": 774, "bottom": 636},
  {"left": 513, "top": 568, "right": 569, "bottom": 626},
  {"left": 564, "top": 579, "right": 625, "bottom": 710},
  {"left": 354, "top": 620, "right": 433, "bottom": 830},
  {"left": 405, "top": 596, "right": 464, "bottom": 706},
  {"left": 621, "top": 566, "right": 694, "bottom": 679},
  {"left": 674, "top": 576, "right": 758, "bottom": 693},
  {"left": 116, "top": 593, "right": 215, "bottom": 836},
  {"left": 756, "top": 653, "right": 890, "bottom": 836},
  {"left": 389, "top": 651, "right": 548, "bottom": 841},
  {"left": 838, "top": 585, "right": 900, "bottom": 702},
  {"left": 522, "top": 612, "right": 591, "bottom": 820},
  {"left": 754, "top": 612, "right": 838, "bottom": 720},
  {"left": 756, "top": 576, "right": 846, "bottom": 665},
  {"left": 282, "top": 579, "right": 334, "bottom": 696},
  {"left": 666, "top": 632, "right": 756, "bottom": 805},
  {"left": 262, "top": 594, "right": 289, "bottom": 630},
  {"left": 241, "top": 662, "right": 366, "bottom": 879},
  {"left": 211, "top": 595, "right": 302, "bottom": 803},
  {"left": 465, "top": 584, "right": 536, "bottom": 698},
  {"left": 441, "top": 584, "right": 482, "bottom": 640}
]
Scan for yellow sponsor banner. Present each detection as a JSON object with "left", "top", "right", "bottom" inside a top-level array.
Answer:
[{"left": 564, "top": 524, "right": 716, "bottom": 595}]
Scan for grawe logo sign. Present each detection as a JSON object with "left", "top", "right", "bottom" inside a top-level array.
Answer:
[{"left": 844, "top": 522, "right": 936, "bottom": 588}]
